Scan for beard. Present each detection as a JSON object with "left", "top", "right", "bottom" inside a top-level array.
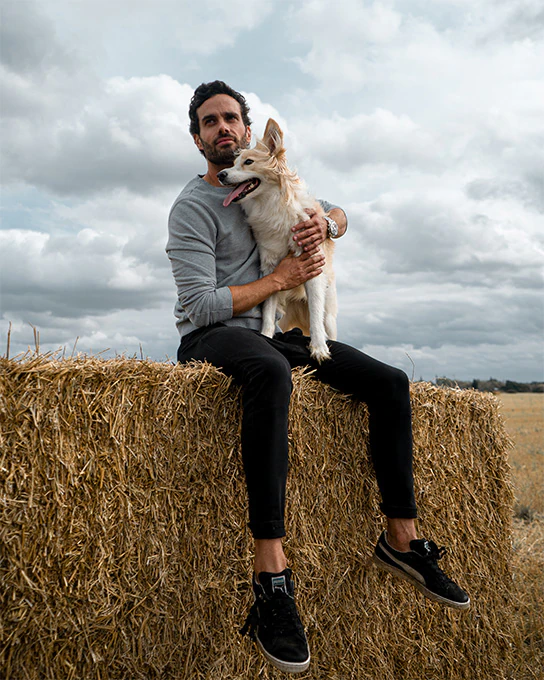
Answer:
[{"left": 199, "top": 133, "right": 249, "bottom": 165}]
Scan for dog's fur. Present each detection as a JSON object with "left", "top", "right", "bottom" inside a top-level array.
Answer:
[{"left": 219, "top": 118, "right": 337, "bottom": 363}]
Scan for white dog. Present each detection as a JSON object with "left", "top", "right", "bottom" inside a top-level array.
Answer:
[{"left": 218, "top": 119, "right": 337, "bottom": 363}]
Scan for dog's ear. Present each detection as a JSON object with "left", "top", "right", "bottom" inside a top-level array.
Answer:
[{"left": 262, "top": 119, "right": 284, "bottom": 156}]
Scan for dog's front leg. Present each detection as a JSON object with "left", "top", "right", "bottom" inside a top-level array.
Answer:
[
  {"left": 324, "top": 279, "right": 338, "bottom": 341},
  {"left": 304, "top": 274, "right": 331, "bottom": 362},
  {"left": 258, "top": 254, "right": 279, "bottom": 338},
  {"left": 261, "top": 295, "right": 277, "bottom": 337}
]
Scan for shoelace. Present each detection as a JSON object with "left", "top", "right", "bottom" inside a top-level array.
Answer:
[
  {"left": 421, "top": 541, "right": 458, "bottom": 586},
  {"left": 240, "top": 601, "right": 259, "bottom": 640},
  {"left": 424, "top": 540, "right": 447, "bottom": 562},
  {"left": 240, "top": 593, "right": 302, "bottom": 640}
]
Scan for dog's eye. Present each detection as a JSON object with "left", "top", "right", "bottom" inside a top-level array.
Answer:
[{"left": 244, "top": 159, "right": 254, "bottom": 166}]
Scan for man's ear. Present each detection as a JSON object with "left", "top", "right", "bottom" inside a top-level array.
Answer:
[
  {"left": 245, "top": 126, "right": 252, "bottom": 147},
  {"left": 193, "top": 133, "right": 204, "bottom": 151},
  {"left": 262, "top": 119, "right": 284, "bottom": 155}
]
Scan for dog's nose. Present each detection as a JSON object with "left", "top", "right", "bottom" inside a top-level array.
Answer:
[{"left": 217, "top": 170, "right": 227, "bottom": 184}]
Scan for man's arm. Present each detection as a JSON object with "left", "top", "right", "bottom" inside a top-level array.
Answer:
[
  {"left": 167, "top": 196, "right": 327, "bottom": 323},
  {"left": 229, "top": 249, "right": 326, "bottom": 316},
  {"left": 292, "top": 207, "right": 347, "bottom": 251},
  {"left": 167, "top": 199, "right": 236, "bottom": 327}
]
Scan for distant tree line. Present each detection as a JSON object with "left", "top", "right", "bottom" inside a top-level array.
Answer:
[{"left": 432, "top": 377, "right": 544, "bottom": 393}]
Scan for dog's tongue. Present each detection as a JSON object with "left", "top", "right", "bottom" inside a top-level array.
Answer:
[{"left": 223, "top": 181, "right": 252, "bottom": 207}]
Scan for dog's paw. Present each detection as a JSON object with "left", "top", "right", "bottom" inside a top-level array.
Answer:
[
  {"left": 261, "top": 325, "right": 275, "bottom": 338},
  {"left": 310, "top": 343, "right": 331, "bottom": 363}
]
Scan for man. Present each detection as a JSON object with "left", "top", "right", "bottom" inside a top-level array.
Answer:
[{"left": 166, "top": 80, "right": 469, "bottom": 674}]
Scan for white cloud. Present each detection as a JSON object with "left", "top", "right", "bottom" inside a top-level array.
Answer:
[
  {"left": 291, "top": 109, "right": 439, "bottom": 172},
  {"left": 0, "top": 0, "right": 278, "bottom": 197},
  {"left": 1, "top": 0, "right": 542, "bottom": 382},
  {"left": 0, "top": 1, "right": 286, "bottom": 197},
  {"left": 291, "top": 0, "right": 402, "bottom": 90},
  {"left": 1, "top": 71, "right": 197, "bottom": 195}
]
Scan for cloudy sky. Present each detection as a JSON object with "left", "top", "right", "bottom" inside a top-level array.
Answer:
[{"left": 1, "top": 0, "right": 543, "bottom": 382}]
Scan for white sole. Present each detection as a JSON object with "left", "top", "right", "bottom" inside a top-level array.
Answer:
[
  {"left": 373, "top": 554, "right": 471, "bottom": 610},
  {"left": 256, "top": 636, "right": 311, "bottom": 673}
]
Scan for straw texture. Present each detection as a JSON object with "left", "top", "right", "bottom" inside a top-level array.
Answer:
[{"left": 0, "top": 356, "right": 514, "bottom": 679}]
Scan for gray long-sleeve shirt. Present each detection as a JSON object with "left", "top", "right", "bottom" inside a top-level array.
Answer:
[{"left": 166, "top": 175, "right": 337, "bottom": 339}]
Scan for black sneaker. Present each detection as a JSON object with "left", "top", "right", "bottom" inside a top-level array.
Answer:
[
  {"left": 240, "top": 568, "right": 310, "bottom": 673},
  {"left": 373, "top": 531, "right": 470, "bottom": 610}
]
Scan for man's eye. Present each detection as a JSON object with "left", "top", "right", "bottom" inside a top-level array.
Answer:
[{"left": 244, "top": 159, "right": 254, "bottom": 166}]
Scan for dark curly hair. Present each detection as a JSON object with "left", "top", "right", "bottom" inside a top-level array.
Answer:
[{"left": 188, "top": 81, "right": 252, "bottom": 136}]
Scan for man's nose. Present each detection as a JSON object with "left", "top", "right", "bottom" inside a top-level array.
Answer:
[{"left": 218, "top": 118, "right": 230, "bottom": 134}]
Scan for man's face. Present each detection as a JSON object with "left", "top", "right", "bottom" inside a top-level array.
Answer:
[{"left": 193, "top": 94, "right": 251, "bottom": 167}]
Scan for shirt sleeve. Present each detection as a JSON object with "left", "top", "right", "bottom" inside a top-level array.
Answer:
[
  {"left": 318, "top": 199, "right": 348, "bottom": 231},
  {"left": 318, "top": 199, "right": 339, "bottom": 213},
  {"left": 166, "top": 198, "right": 233, "bottom": 328}
]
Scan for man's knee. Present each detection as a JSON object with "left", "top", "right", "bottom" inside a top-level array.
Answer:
[
  {"left": 255, "top": 353, "right": 293, "bottom": 392},
  {"left": 386, "top": 367, "right": 410, "bottom": 401}
]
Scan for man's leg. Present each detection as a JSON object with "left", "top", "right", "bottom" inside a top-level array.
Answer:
[
  {"left": 316, "top": 342, "right": 417, "bottom": 518},
  {"left": 272, "top": 330, "right": 470, "bottom": 609},
  {"left": 178, "top": 324, "right": 310, "bottom": 672},
  {"left": 271, "top": 331, "right": 418, "bottom": 524},
  {"left": 178, "top": 324, "right": 292, "bottom": 544},
  {"left": 304, "top": 339, "right": 419, "bottom": 547}
]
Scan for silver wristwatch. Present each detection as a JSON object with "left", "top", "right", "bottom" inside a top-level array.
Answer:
[{"left": 324, "top": 215, "right": 339, "bottom": 238}]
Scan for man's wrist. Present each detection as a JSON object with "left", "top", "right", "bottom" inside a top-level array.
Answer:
[
  {"left": 267, "top": 271, "right": 284, "bottom": 293},
  {"left": 327, "top": 208, "right": 347, "bottom": 238},
  {"left": 324, "top": 214, "right": 339, "bottom": 239}
]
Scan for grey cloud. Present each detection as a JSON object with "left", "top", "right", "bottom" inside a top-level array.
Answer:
[
  {"left": 0, "top": 229, "right": 169, "bottom": 320},
  {"left": 0, "top": 0, "right": 72, "bottom": 75},
  {"left": 463, "top": 136, "right": 544, "bottom": 213},
  {"left": 354, "top": 339, "right": 544, "bottom": 384},
  {"left": 122, "top": 236, "right": 172, "bottom": 270},
  {"left": 0, "top": 0, "right": 92, "bottom": 121},
  {"left": 465, "top": 177, "right": 544, "bottom": 211},
  {"left": 1, "top": 288, "right": 166, "bottom": 319},
  {"left": 508, "top": 10, "right": 544, "bottom": 40},
  {"left": 481, "top": 0, "right": 544, "bottom": 42},
  {"left": 338, "top": 284, "right": 542, "bottom": 352},
  {"left": 349, "top": 196, "right": 542, "bottom": 291}
]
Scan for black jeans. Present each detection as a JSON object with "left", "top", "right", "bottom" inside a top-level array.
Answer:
[{"left": 178, "top": 323, "right": 417, "bottom": 539}]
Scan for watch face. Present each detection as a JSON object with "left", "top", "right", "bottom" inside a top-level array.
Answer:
[{"left": 327, "top": 217, "right": 338, "bottom": 237}]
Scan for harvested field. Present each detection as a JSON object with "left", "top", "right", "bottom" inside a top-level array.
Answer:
[
  {"left": 0, "top": 356, "right": 517, "bottom": 679},
  {"left": 497, "top": 393, "right": 544, "bottom": 516},
  {"left": 497, "top": 393, "right": 544, "bottom": 680}
]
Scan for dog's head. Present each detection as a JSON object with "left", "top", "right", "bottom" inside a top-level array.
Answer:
[{"left": 219, "top": 118, "right": 291, "bottom": 207}]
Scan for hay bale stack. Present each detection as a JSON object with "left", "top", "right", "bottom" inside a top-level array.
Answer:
[{"left": 0, "top": 355, "right": 514, "bottom": 679}]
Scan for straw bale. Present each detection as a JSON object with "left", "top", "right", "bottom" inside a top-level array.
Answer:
[{"left": 0, "top": 355, "right": 515, "bottom": 679}]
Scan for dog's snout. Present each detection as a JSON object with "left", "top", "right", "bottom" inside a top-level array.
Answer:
[{"left": 217, "top": 170, "right": 228, "bottom": 184}]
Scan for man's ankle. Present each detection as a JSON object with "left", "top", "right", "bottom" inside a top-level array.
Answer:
[
  {"left": 254, "top": 538, "right": 287, "bottom": 576},
  {"left": 386, "top": 519, "right": 417, "bottom": 552},
  {"left": 254, "top": 560, "right": 288, "bottom": 579},
  {"left": 386, "top": 529, "right": 417, "bottom": 552}
]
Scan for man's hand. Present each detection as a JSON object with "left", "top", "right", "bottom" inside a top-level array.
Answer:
[
  {"left": 273, "top": 248, "right": 325, "bottom": 291},
  {"left": 229, "top": 246, "right": 325, "bottom": 316},
  {"left": 291, "top": 209, "right": 327, "bottom": 252},
  {"left": 230, "top": 207, "right": 345, "bottom": 316}
]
